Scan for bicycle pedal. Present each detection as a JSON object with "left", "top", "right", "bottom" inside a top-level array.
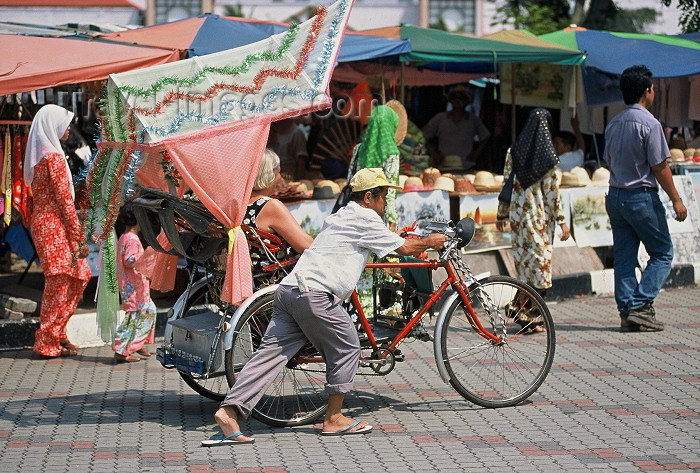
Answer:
[{"left": 410, "top": 326, "right": 432, "bottom": 342}]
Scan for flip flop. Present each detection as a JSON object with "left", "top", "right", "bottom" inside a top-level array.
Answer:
[
  {"left": 60, "top": 339, "right": 79, "bottom": 351},
  {"left": 114, "top": 354, "right": 140, "bottom": 363},
  {"left": 520, "top": 324, "right": 546, "bottom": 335},
  {"left": 321, "top": 420, "right": 373, "bottom": 436},
  {"left": 39, "top": 347, "right": 77, "bottom": 358},
  {"left": 136, "top": 348, "right": 152, "bottom": 357},
  {"left": 201, "top": 431, "right": 255, "bottom": 447}
]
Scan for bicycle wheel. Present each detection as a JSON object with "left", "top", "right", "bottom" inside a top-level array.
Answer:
[
  {"left": 439, "top": 275, "right": 555, "bottom": 408},
  {"left": 224, "top": 292, "right": 328, "bottom": 427},
  {"left": 177, "top": 282, "right": 230, "bottom": 401}
]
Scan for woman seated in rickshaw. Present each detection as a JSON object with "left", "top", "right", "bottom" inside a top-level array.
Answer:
[{"left": 243, "top": 149, "right": 313, "bottom": 286}]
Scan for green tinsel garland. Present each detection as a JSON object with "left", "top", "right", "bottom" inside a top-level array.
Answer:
[
  {"left": 116, "top": 24, "right": 299, "bottom": 98},
  {"left": 96, "top": 231, "right": 119, "bottom": 343}
]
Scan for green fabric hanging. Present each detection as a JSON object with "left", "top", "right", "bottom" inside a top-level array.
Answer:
[
  {"left": 96, "top": 231, "right": 120, "bottom": 344},
  {"left": 357, "top": 105, "right": 399, "bottom": 169}
]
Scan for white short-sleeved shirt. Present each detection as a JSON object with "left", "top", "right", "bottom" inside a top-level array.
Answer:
[
  {"left": 281, "top": 201, "right": 405, "bottom": 300},
  {"left": 556, "top": 149, "right": 584, "bottom": 172}
]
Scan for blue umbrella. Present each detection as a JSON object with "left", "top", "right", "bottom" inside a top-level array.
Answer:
[
  {"left": 540, "top": 28, "right": 700, "bottom": 78},
  {"left": 98, "top": 13, "right": 411, "bottom": 63}
]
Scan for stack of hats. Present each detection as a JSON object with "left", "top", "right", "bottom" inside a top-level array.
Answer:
[
  {"left": 670, "top": 148, "right": 685, "bottom": 162},
  {"left": 312, "top": 179, "right": 341, "bottom": 199},
  {"left": 472, "top": 171, "right": 502, "bottom": 192},
  {"left": 421, "top": 167, "right": 442, "bottom": 189},
  {"left": 561, "top": 166, "right": 592, "bottom": 187},
  {"left": 454, "top": 175, "right": 477, "bottom": 193},
  {"left": 590, "top": 167, "right": 610, "bottom": 187},
  {"left": 403, "top": 176, "right": 424, "bottom": 191},
  {"left": 433, "top": 176, "right": 455, "bottom": 192}
]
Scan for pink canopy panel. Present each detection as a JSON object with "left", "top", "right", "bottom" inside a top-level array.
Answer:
[
  {"left": 87, "top": 0, "right": 354, "bottom": 305},
  {"left": 0, "top": 34, "right": 180, "bottom": 95}
]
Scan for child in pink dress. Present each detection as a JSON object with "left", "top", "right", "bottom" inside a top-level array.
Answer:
[{"left": 113, "top": 205, "right": 156, "bottom": 363}]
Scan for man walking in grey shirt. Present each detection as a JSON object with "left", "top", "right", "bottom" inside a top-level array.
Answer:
[
  {"left": 604, "top": 65, "right": 687, "bottom": 333},
  {"left": 203, "top": 168, "right": 447, "bottom": 446}
]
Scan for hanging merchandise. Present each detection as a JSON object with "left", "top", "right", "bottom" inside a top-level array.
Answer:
[
  {"left": 12, "top": 130, "right": 28, "bottom": 222},
  {"left": 2, "top": 131, "right": 12, "bottom": 225}
]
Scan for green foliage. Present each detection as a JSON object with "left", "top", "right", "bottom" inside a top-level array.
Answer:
[
  {"left": 661, "top": 0, "right": 700, "bottom": 32},
  {"left": 491, "top": 0, "right": 674, "bottom": 34},
  {"left": 222, "top": 3, "right": 244, "bottom": 18},
  {"left": 429, "top": 16, "right": 450, "bottom": 32},
  {"left": 491, "top": 0, "right": 571, "bottom": 34},
  {"left": 604, "top": 8, "right": 659, "bottom": 32}
]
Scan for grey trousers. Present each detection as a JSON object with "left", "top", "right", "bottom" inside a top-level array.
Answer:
[{"left": 220, "top": 284, "right": 361, "bottom": 418}]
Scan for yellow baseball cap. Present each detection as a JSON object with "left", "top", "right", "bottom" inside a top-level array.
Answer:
[{"left": 350, "top": 168, "right": 402, "bottom": 192}]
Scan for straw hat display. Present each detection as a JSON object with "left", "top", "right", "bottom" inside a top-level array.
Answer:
[
  {"left": 292, "top": 181, "right": 311, "bottom": 194},
  {"left": 591, "top": 167, "right": 610, "bottom": 186},
  {"left": 684, "top": 148, "right": 695, "bottom": 160},
  {"left": 694, "top": 148, "right": 700, "bottom": 163},
  {"left": 385, "top": 99, "right": 408, "bottom": 145},
  {"left": 398, "top": 174, "right": 409, "bottom": 188},
  {"left": 433, "top": 176, "right": 455, "bottom": 192},
  {"left": 670, "top": 148, "right": 685, "bottom": 162},
  {"left": 312, "top": 180, "right": 341, "bottom": 199},
  {"left": 454, "top": 175, "right": 477, "bottom": 193},
  {"left": 403, "top": 176, "right": 423, "bottom": 191},
  {"left": 441, "top": 154, "right": 464, "bottom": 171},
  {"left": 299, "top": 179, "right": 313, "bottom": 191},
  {"left": 571, "top": 166, "right": 591, "bottom": 182},
  {"left": 561, "top": 166, "right": 592, "bottom": 187},
  {"left": 316, "top": 179, "right": 341, "bottom": 194},
  {"left": 421, "top": 167, "right": 441, "bottom": 189},
  {"left": 334, "top": 178, "right": 348, "bottom": 189},
  {"left": 472, "top": 171, "right": 501, "bottom": 192}
]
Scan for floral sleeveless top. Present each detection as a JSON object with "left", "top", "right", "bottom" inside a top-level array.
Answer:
[{"left": 242, "top": 197, "right": 297, "bottom": 285}]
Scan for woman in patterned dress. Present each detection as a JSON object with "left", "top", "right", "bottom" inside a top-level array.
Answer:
[
  {"left": 25, "top": 105, "right": 91, "bottom": 357},
  {"left": 243, "top": 149, "right": 313, "bottom": 287},
  {"left": 496, "top": 108, "right": 570, "bottom": 332}
]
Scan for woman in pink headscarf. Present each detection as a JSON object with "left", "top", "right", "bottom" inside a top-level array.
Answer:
[{"left": 25, "top": 105, "right": 91, "bottom": 358}]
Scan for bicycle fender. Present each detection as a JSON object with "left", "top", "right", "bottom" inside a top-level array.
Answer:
[
  {"left": 222, "top": 284, "right": 280, "bottom": 351},
  {"left": 432, "top": 272, "right": 491, "bottom": 385},
  {"left": 162, "top": 274, "right": 213, "bottom": 342}
]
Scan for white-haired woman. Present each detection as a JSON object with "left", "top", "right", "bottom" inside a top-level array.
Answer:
[{"left": 242, "top": 149, "right": 313, "bottom": 286}]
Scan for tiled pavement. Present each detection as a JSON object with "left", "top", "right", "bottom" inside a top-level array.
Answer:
[{"left": 1, "top": 285, "right": 699, "bottom": 473}]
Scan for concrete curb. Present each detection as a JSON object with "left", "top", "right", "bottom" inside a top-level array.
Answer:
[
  {"left": 2, "top": 264, "right": 698, "bottom": 350},
  {"left": 549, "top": 263, "right": 698, "bottom": 300}
]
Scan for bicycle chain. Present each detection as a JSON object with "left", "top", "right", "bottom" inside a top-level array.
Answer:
[{"left": 449, "top": 253, "right": 508, "bottom": 341}]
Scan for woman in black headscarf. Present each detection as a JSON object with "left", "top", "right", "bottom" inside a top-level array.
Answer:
[{"left": 496, "top": 108, "right": 570, "bottom": 332}]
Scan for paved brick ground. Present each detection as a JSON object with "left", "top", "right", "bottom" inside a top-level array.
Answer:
[{"left": 1, "top": 286, "right": 699, "bottom": 473}]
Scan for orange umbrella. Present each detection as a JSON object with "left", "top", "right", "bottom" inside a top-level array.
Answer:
[{"left": 0, "top": 34, "right": 180, "bottom": 95}]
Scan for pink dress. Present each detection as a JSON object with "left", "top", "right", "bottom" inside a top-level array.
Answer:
[{"left": 112, "top": 232, "right": 156, "bottom": 356}]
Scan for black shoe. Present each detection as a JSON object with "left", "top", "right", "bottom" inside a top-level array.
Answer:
[
  {"left": 619, "top": 313, "right": 653, "bottom": 332},
  {"left": 627, "top": 303, "right": 664, "bottom": 331}
]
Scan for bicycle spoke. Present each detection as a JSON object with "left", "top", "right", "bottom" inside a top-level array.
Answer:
[{"left": 440, "top": 276, "right": 555, "bottom": 408}]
